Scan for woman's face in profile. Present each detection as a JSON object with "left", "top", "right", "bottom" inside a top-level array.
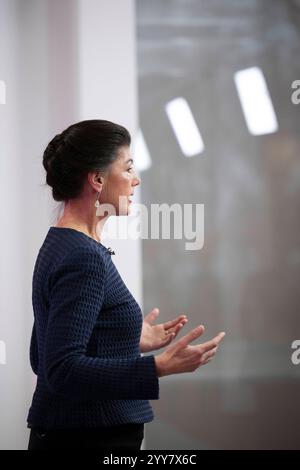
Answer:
[{"left": 101, "top": 146, "right": 141, "bottom": 216}]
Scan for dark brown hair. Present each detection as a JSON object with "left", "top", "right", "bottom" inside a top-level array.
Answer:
[{"left": 43, "top": 119, "right": 131, "bottom": 201}]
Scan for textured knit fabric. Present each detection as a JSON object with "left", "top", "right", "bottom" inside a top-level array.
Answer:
[{"left": 27, "top": 227, "right": 159, "bottom": 430}]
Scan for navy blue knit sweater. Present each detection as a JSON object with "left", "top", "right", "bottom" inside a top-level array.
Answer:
[{"left": 27, "top": 227, "right": 159, "bottom": 430}]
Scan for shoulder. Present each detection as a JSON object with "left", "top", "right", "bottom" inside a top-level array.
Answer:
[
  {"left": 49, "top": 244, "right": 108, "bottom": 286},
  {"left": 63, "top": 244, "right": 108, "bottom": 266}
]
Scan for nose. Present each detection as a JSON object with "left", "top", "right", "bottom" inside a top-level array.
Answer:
[{"left": 133, "top": 174, "right": 141, "bottom": 187}]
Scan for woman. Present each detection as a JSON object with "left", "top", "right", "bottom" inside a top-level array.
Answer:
[{"left": 27, "top": 120, "right": 225, "bottom": 450}]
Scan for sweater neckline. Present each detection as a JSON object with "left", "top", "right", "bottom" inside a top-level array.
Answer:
[{"left": 49, "top": 226, "right": 110, "bottom": 252}]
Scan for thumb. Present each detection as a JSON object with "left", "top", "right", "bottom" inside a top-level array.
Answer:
[{"left": 144, "top": 307, "right": 160, "bottom": 324}]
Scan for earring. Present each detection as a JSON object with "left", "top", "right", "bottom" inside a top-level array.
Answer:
[{"left": 95, "top": 192, "right": 100, "bottom": 215}]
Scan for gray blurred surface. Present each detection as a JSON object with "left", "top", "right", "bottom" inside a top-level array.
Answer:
[{"left": 137, "top": 0, "right": 300, "bottom": 449}]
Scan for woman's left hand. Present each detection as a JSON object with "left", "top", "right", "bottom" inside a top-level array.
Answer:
[{"left": 140, "top": 308, "right": 188, "bottom": 353}]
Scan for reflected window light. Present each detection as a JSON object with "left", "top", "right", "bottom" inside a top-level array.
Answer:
[
  {"left": 165, "top": 97, "right": 205, "bottom": 157},
  {"left": 133, "top": 129, "right": 152, "bottom": 171},
  {"left": 0, "top": 80, "right": 6, "bottom": 104},
  {"left": 0, "top": 340, "right": 6, "bottom": 365},
  {"left": 234, "top": 67, "right": 278, "bottom": 135}
]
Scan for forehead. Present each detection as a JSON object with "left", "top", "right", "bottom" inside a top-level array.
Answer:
[{"left": 115, "top": 146, "right": 132, "bottom": 165}]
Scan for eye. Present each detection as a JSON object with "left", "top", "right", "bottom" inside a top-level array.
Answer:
[{"left": 127, "top": 167, "right": 133, "bottom": 173}]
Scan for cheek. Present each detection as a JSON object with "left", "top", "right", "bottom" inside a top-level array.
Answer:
[
  {"left": 122, "top": 173, "right": 132, "bottom": 185},
  {"left": 111, "top": 175, "right": 130, "bottom": 198},
  {"left": 110, "top": 171, "right": 132, "bottom": 190}
]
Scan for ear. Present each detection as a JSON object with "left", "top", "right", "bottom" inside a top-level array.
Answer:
[
  {"left": 88, "top": 171, "right": 105, "bottom": 191},
  {"left": 96, "top": 173, "right": 104, "bottom": 184}
]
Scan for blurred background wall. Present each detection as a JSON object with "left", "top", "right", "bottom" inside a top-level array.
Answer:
[
  {"left": 1, "top": 0, "right": 300, "bottom": 451},
  {"left": 137, "top": 0, "right": 300, "bottom": 449},
  {"left": 0, "top": 0, "right": 140, "bottom": 450}
]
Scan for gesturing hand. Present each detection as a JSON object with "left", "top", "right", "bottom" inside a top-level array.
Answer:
[
  {"left": 140, "top": 308, "right": 189, "bottom": 353},
  {"left": 154, "top": 325, "right": 226, "bottom": 377}
]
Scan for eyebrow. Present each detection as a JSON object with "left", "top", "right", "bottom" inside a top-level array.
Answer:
[{"left": 125, "top": 158, "right": 134, "bottom": 165}]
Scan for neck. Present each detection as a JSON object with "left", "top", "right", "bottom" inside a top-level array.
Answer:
[{"left": 55, "top": 199, "right": 109, "bottom": 243}]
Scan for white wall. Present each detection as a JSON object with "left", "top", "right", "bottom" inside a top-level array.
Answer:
[{"left": 0, "top": 0, "right": 140, "bottom": 450}]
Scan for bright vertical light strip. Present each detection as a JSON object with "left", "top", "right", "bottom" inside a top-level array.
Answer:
[
  {"left": 0, "top": 80, "right": 6, "bottom": 104},
  {"left": 234, "top": 67, "right": 278, "bottom": 135},
  {"left": 0, "top": 340, "right": 6, "bottom": 365},
  {"left": 133, "top": 129, "right": 152, "bottom": 171},
  {"left": 165, "top": 97, "right": 205, "bottom": 157}
]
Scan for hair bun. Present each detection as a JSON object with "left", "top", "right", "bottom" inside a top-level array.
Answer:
[
  {"left": 43, "top": 134, "right": 64, "bottom": 169},
  {"left": 43, "top": 133, "right": 66, "bottom": 201}
]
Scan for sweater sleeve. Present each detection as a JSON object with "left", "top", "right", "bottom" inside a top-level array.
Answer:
[{"left": 44, "top": 246, "right": 159, "bottom": 401}]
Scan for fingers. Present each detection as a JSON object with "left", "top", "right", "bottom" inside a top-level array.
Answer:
[
  {"left": 162, "top": 332, "right": 175, "bottom": 346},
  {"left": 201, "top": 346, "right": 219, "bottom": 366},
  {"left": 164, "top": 315, "right": 187, "bottom": 330},
  {"left": 199, "top": 339, "right": 224, "bottom": 367},
  {"left": 197, "top": 332, "right": 226, "bottom": 355},
  {"left": 201, "top": 346, "right": 218, "bottom": 363},
  {"left": 169, "top": 318, "right": 189, "bottom": 337},
  {"left": 201, "top": 357, "right": 213, "bottom": 366},
  {"left": 164, "top": 322, "right": 186, "bottom": 343},
  {"left": 171, "top": 325, "right": 205, "bottom": 351}
]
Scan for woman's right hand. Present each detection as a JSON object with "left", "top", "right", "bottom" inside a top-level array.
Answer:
[{"left": 154, "top": 325, "right": 226, "bottom": 377}]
